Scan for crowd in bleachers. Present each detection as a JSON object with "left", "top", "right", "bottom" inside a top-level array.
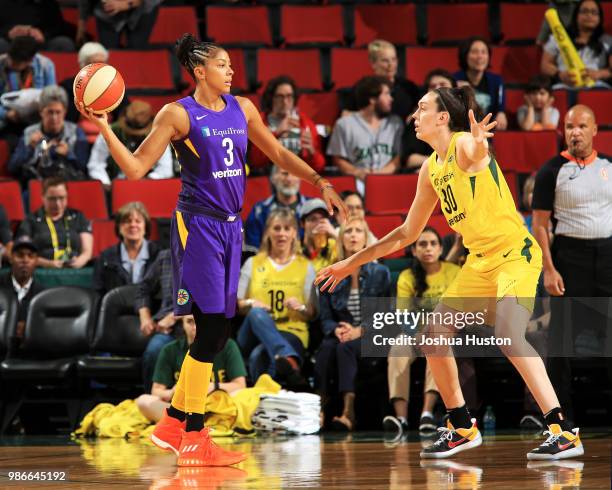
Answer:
[{"left": 0, "top": 0, "right": 611, "bottom": 435}]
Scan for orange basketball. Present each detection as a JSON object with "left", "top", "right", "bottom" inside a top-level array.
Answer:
[{"left": 73, "top": 63, "right": 125, "bottom": 114}]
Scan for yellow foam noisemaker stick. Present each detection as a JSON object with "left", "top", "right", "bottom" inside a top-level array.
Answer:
[{"left": 545, "top": 8, "right": 594, "bottom": 88}]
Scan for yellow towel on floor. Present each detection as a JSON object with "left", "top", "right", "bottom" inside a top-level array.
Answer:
[{"left": 73, "top": 399, "right": 151, "bottom": 438}]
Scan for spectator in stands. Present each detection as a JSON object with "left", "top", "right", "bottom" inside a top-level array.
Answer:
[
  {"left": 9, "top": 86, "right": 89, "bottom": 186},
  {"left": 0, "top": 0, "right": 75, "bottom": 54},
  {"left": 78, "top": 0, "right": 161, "bottom": 49},
  {"left": 93, "top": 201, "right": 161, "bottom": 296},
  {"left": 518, "top": 75, "right": 560, "bottom": 131},
  {"left": 136, "top": 315, "right": 247, "bottom": 423},
  {"left": 338, "top": 191, "right": 376, "bottom": 245},
  {"left": 532, "top": 104, "right": 612, "bottom": 423},
  {"left": 316, "top": 216, "right": 391, "bottom": 431},
  {"left": 301, "top": 198, "right": 338, "bottom": 272},
  {"left": 244, "top": 165, "right": 308, "bottom": 253},
  {"left": 541, "top": 0, "right": 611, "bottom": 88},
  {"left": 248, "top": 76, "right": 325, "bottom": 173},
  {"left": 87, "top": 100, "right": 173, "bottom": 190},
  {"left": 327, "top": 76, "right": 403, "bottom": 194},
  {"left": 136, "top": 249, "right": 178, "bottom": 393},
  {"left": 383, "top": 227, "right": 460, "bottom": 439},
  {"left": 0, "top": 36, "right": 55, "bottom": 134},
  {"left": 62, "top": 42, "right": 130, "bottom": 124},
  {"left": 368, "top": 40, "right": 420, "bottom": 121},
  {"left": 454, "top": 37, "right": 508, "bottom": 130},
  {"left": 0, "top": 204, "right": 12, "bottom": 264},
  {"left": 16, "top": 176, "right": 93, "bottom": 269},
  {"left": 537, "top": 1, "right": 579, "bottom": 47},
  {"left": 0, "top": 235, "right": 44, "bottom": 339},
  {"left": 237, "top": 208, "right": 316, "bottom": 386},
  {"left": 402, "top": 69, "right": 457, "bottom": 171}
]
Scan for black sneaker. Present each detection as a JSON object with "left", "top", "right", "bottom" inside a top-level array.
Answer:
[
  {"left": 383, "top": 415, "right": 408, "bottom": 443},
  {"left": 526, "top": 424, "right": 584, "bottom": 460},
  {"left": 420, "top": 418, "right": 482, "bottom": 459},
  {"left": 419, "top": 415, "right": 438, "bottom": 435},
  {"left": 520, "top": 414, "right": 545, "bottom": 431}
]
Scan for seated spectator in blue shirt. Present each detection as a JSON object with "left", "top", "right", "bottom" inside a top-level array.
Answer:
[
  {"left": 0, "top": 35, "right": 55, "bottom": 134},
  {"left": 93, "top": 201, "right": 161, "bottom": 296},
  {"left": 454, "top": 37, "right": 508, "bottom": 130},
  {"left": 244, "top": 165, "right": 308, "bottom": 253},
  {"left": 9, "top": 86, "right": 89, "bottom": 185}
]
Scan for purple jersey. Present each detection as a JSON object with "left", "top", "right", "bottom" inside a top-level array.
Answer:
[{"left": 173, "top": 94, "right": 247, "bottom": 214}]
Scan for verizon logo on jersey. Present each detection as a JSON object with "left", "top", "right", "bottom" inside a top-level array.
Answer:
[{"left": 213, "top": 168, "right": 243, "bottom": 179}]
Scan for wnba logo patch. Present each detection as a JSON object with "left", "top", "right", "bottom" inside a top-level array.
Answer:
[{"left": 177, "top": 288, "right": 190, "bottom": 305}]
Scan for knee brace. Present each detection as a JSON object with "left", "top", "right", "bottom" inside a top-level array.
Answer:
[{"left": 188, "top": 306, "right": 232, "bottom": 363}]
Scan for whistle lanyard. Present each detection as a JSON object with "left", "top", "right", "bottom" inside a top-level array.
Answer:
[{"left": 46, "top": 215, "right": 72, "bottom": 261}]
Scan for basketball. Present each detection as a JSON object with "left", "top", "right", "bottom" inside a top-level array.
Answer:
[{"left": 73, "top": 63, "right": 125, "bottom": 114}]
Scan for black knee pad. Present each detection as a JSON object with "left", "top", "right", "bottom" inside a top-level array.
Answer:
[{"left": 188, "top": 306, "right": 232, "bottom": 363}]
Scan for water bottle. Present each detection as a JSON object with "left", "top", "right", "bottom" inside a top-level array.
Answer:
[{"left": 483, "top": 405, "right": 496, "bottom": 432}]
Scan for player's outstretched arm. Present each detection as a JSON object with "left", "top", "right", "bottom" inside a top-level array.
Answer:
[
  {"left": 76, "top": 101, "right": 184, "bottom": 180},
  {"left": 238, "top": 96, "right": 348, "bottom": 222},
  {"left": 316, "top": 162, "right": 439, "bottom": 292},
  {"left": 456, "top": 110, "right": 497, "bottom": 170}
]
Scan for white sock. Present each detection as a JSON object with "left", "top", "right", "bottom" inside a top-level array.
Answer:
[
  {"left": 397, "top": 416, "right": 407, "bottom": 424},
  {"left": 421, "top": 411, "right": 434, "bottom": 419}
]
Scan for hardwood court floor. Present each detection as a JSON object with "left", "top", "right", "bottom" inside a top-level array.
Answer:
[{"left": 0, "top": 431, "right": 609, "bottom": 489}]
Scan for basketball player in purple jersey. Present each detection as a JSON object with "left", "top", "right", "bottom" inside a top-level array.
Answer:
[{"left": 78, "top": 34, "right": 347, "bottom": 467}]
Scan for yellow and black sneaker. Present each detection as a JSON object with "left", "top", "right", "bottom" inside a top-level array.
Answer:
[
  {"left": 420, "top": 418, "right": 482, "bottom": 459},
  {"left": 527, "top": 424, "right": 584, "bottom": 460}
]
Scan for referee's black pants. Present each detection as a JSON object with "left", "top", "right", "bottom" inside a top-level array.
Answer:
[{"left": 547, "top": 235, "right": 612, "bottom": 423}]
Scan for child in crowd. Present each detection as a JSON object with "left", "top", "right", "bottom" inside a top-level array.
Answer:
[{"left": 517, "top": 75, "right": 560, "bottom": 131}]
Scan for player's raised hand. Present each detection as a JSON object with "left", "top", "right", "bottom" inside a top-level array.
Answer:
[
  {"left": 315, "top": 258, "right": 354, "bottom": 293},
  {"left": 321, "top": 186, "right": 348, "bottom": 224},
  {"left": 469, "top": 109, "right": 497, "bottom": 144},
  {"left": 74, "top": 99, "right": 109, "bottom": 130}
]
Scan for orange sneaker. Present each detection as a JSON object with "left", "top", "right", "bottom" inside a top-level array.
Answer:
[
  {"left": 177, "top": 428, "right": 247, "bottom": 467},
  {"left": 151, "top": 412, "right": 186, "bottom": 456}
]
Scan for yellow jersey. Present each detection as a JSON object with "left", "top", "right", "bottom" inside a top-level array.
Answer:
[
  {"left": 427, "top": 132, "right": 527, "bottom": 255},
  {"left": 247, "top": 253, "right": 311, "bottom": 347}
]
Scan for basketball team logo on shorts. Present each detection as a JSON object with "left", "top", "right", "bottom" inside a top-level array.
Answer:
[{"left": 177, "top": 289, "right": 190, "bottom": 305}]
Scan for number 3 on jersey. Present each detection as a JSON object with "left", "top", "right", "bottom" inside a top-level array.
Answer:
[
  {"left": 222, "top": 137, "right": 234, "bottom": 167},
  {"left": 441, "top": 184, "right": 458, "bottom": 214}
]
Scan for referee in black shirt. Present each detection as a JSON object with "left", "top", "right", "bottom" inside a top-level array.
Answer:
[{"left": 532, "top": 105, "right": 612, "bottom": 423}]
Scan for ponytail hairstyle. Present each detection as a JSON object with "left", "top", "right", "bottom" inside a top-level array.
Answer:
[
  {"left": 434, "top": 86, "right": 484, "bottom": 133},
  {"left": 410, "top": 226, "right": 442, "bottom": 298},
  {"left": 175, "top": 33, "right": 224, "bottom": 81}
]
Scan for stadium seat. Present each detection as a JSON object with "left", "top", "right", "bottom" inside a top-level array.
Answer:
[
  {"left": 280, "top": 5, "right": 344, "bottom": 46},
  {"left": 0, "top": 180, "right": 25, "bottom": 222},
  {"left": 206, "top": 6, "right": 273, "bottom": 46},
  {"left": 426, "top": 4, "right": 490, "bottom": 45},
  {"left": 301, "top": 175, "right": 357, "bottom": 199},
  {"left": 365, "top": 214, "right": 404, "bottom": 258},
  {"left": 92, "top": 220, "right": 118, "bottom": 257},
  {"left": 41, "top": 51, "right": 78, "bottom": 84},
  {"left": 427, "top": 214, "right": 453, "bottom": 238},
  {"left": 504, "top": 171, "right": 520, "bottom": 207},
  {"left": 61, "top": 8, "right": 97, "bottom": 41},
  {"left": 149, "top": 7, "right": 198, "bottom": 46},
  {"left": 77, "top": 285, "right": 149, "bottom": 384},
  {"left": 577, "top": 90, "right": 612, "bottom": 127},
  {"left": 109, "top": 50, "right": 176, "bottom": 92},
  {"left": 353, "top": 4, "right": 417, "bottom": 47},
  {"left": 594, "top": 131, "right": 612, "bottom": 156},
  {"left": 499, "top": 3, "right": 548, "bottom": 44},
  {"left": 0, "top": 139, "right": 9, "bottom": 177},
  {"left": 604, "top": 2, "right": 612, "bottom": 35},
  {"left": 365, "top": 174, "right": 418, "bottom": 215},
  {"left": 0, "top": 289, "right": 17, "bottom": 360},
  {"left": 28, "top": 180, "right": 108, "bottom": 220},
  {"left": 491, "top": 46, "right": 541, "bottom": 85},
  {"left": 405, "top": 47, "right": 457, "bottom": 85},
  {"left": 330, "top": 48, "right": 371, "bottom": 89},
  {"left": 297, "top": 91, "right": 340, "bottom": 127},
  {"left": 493, "top": 131, "right": 559, "bottom": 173},
  {"left": 257, "top": 49, "right": 323, "bottom": 91},
  {"left": 111, "top": 178, "right": 181, "bottom": 218},
  {"left": 242, "top": 176, "right": 271, "bottom": 221}
]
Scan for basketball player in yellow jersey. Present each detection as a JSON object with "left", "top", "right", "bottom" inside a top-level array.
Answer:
[{"left": 316, "top": 87, "right": 583, "bottom": 461}]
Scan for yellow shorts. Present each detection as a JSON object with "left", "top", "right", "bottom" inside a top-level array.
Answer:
[{"left": 442, "top": 235, "right": 543, "bottom": 317}]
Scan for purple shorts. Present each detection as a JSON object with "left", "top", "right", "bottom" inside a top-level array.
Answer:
[{"left": 170, "top": 207, "right": 242, "bottom": 318}]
